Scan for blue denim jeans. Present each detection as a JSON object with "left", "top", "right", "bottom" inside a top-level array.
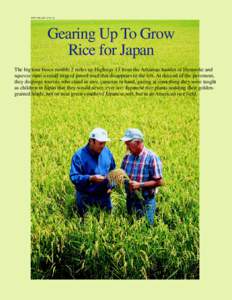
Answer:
[
  {"left": 126, "top": 195, "right": 156, "bottom": 225},
  {"left": 76, "top": 191, "right": 112, "bottom": 217}
]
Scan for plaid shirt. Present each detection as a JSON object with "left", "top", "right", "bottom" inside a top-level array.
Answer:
[{"left": 121, "top": 147, "right": 162, "bottom": 195}]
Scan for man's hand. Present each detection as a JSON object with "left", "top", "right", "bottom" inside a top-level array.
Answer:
[
  {"left": 129, "top": 180, "right": 141, "bottom": 190},
  {"left": 89, "top": 175, "right": 106, "bottom": 183}
]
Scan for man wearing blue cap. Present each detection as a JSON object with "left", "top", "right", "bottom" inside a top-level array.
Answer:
[
  {"left": 120, "top": 128, "right": 163, "bottom": 225},
  {"left": 70, "top": 128, "right": 116, "bottom": 217}
]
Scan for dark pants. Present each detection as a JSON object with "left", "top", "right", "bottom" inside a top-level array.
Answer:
[
  {"left": 126, "top": 195, "right": 156, "bottom": 225},
  {"left": 124, "top": 179, "right": 156, "bottom": 225},
  {"left": 76, "top": 191, "right": 112, "bottom": 217}
]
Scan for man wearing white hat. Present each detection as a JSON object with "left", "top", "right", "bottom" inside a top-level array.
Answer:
[
  {"left": 120, "top": 128, "right": 164, "bottom": 225},
  {"left": 70, "top": 128, "right": 116, "bottom": 217}
]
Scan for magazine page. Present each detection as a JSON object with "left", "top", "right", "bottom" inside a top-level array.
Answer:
[
  {"left": 30, "top": 19, "right": 199, "bottom": 280},
  {"left": 1, "top": 0, "right": 231, "bottom": 299}
]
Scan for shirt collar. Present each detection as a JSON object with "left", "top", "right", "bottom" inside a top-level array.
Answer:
[{"left": 138, "top": 146, "right": 147, "bottom": 156}]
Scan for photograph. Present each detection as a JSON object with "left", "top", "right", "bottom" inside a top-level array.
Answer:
[{"left": 31, "top": 20, "right": 199, "bottom": 279}]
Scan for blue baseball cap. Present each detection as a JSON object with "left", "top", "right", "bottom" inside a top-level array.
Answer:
[
  {"left": 89, "top": 128, "right": 111, "bottom": 142},
  {"left": 120, "top": 128, "right": 144, "bottom": 141}
]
